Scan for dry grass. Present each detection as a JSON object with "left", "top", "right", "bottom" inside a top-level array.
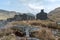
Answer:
[
  {"left": 0, "top": 28, "right": 13, "bottom": 37},
  {"left": 0, "top": 34, "right": 16, "bottom": 40},
  {"left": 30, "top": 28, "right": 55, "bottom": 40},
  {"left": 10, "top": 20, "right": 59, "bottom": 29},
  {"left": 0, "top": 20, "right": 59, "bottom": 40},
  {"left": 0, "top": 26, "right": 56, "bottom": 40}
]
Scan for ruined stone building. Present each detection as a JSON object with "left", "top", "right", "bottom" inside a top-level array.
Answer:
[
  {"left": 36, "top": 9, "right": 48, "bottom": 20},
  {"left": 13, "top": 14, "right": 23, "bottom": 21},
  {"left": 7, "top": 13, "right": 35, "bottom": 22},
  {"left": 7, "top": 9, "right": 48, "bottom": 22},
  {"left": 22, "top": 14, "right": 35, "bottom": 20}
]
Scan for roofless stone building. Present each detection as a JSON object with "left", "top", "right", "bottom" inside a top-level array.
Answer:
[
  {"left": 7, "top": 13, "right": 35, "bottom": 22},
  {"left": 36, "top": 9, "right": 48, "bottom": 20}
]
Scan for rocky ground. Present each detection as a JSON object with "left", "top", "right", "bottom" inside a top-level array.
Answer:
[{"left": 0, "top": 20, "right": 60, "bottom": 40}]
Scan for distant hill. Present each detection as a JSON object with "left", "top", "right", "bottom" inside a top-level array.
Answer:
[
  {"left": 26, "top": 13, "right": 35, "bottom": 16},
  {"left": 48, "top": 7, "right": 60, "bottom": 22},
  {"left": 0, "top": 9, "right": 18, "bottom": 20}
]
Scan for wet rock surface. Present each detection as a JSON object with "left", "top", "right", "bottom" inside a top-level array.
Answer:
[{"left": 12, "top": 25, "right": 40, "bottom": 40}]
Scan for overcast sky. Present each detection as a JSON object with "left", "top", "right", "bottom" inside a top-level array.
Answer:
[{"left": 0, "top": 0, "right": 60, "bottom": 14}]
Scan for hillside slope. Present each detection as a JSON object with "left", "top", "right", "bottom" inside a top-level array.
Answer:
[
  {"left": 48, "top": 7, "right": 60, "bottom": 22},
  {"left": 0, "top": 9, "right": 18, "bottom": 20}
]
